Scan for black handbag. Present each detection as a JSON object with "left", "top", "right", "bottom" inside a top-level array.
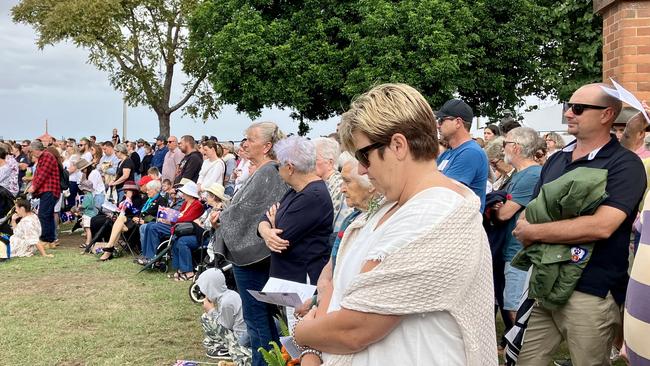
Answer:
[{"left": 174, "top": 222, "right": 197, "bottom": 237}]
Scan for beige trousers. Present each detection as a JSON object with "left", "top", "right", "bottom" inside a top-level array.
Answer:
[{"left": 517, "top": 291, "right": 621, "bottom": 366}]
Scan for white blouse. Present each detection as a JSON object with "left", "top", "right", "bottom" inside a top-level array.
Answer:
[
  {"left": 198, "top": 159, "right": 225, "bottom": 190},
  {"left": 326, "top": 187, "right": 471, "bottom": 366}
]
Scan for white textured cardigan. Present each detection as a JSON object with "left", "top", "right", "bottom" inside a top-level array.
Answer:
[{"left": 326, "top": 194, "right": 498, "bottom": 366}]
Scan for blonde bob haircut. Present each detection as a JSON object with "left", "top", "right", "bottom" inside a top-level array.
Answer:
[{"left": 339, "top": 83, "right": 439, "bottom": 161}]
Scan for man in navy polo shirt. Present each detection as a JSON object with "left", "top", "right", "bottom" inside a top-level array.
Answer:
[
  {"left": 514, "top": 83, "right": 646, "bottom": 365},
  {"left": 436, "top": 98, "right": 489, "bottom": 212}
]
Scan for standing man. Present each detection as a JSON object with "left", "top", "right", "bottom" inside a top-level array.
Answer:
[
  {"left": 436, "top": 98, "right": 489, "bottom": 212},
  {"left": 514, "top": 83, "right": 646, "bottom": 366},
  {"left": 111, "top": 128, "right": 121, "bottom": 145},
  {"left": 151, "top": 135, "right": 168, "bottom": 172},
  {"left": 492, "top": 127, "right": 543, "bottom": 323},
  {"left": 127, "top": 141, "right": 142, "bottom": 180},
  {"left": 136, "top": 138, "right": 147, "bottom": 160},
  {"left": 27, "top": 141, "right": 59, "bottom": 256},
  {"left": 175, "top": 135, "right": 203, "bottom": 184},
  {"left": 162, "top": 135, "right": 184, "bottom": 183},
  {"left": 16, "top": 141, "right": 31, "bottom": 192}
]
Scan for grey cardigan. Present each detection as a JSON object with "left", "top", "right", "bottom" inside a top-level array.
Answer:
[{"left": 214, "top": 161, "right": 288, "bottom": 266}]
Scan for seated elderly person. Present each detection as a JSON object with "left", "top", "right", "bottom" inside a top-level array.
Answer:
[
  {"left": 99, "top": 179, "right": 167, "bottom": 261},
  {"left": 169, "top": 183, "right": 228, "bottom": 281},
  {"left": 89, "top": 181, "right": 143, "bottom": 258},
  {"left": 138, "top": 180, "right": 204, "bottom": 265},
  {"left": 258, "top": 136, "right": 334, "bottom": 285}
]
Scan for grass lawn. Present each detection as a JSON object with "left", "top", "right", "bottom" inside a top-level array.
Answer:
[{"left": 0, "top": 228, "right": 208, "bottom": 366}]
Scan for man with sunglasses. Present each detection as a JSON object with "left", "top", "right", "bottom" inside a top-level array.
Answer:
[
  {"left": 436, "top": 98, "right": 489, "bottom": 212},
  {"left": 162, "top": 135, "right": 185, "bottom": 182},
  {"left": 78, "top": 137, "right": 92, "bottom": 163},
  {"left": 513, "top": 83, "right": 646, "bottom": 366}
]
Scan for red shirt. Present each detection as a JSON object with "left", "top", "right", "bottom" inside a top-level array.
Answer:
[
  {"left": 177, "top": 199, "right": 204, "bottom": 223},
  {"left": 32, "top": 151, "right": 61, "bottom": 197}
]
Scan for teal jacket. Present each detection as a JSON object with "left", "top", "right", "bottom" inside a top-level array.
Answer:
[
  {"left": 511, "top": 167, "right": 608, "bottom": 310},
  {"left": 81, "top": 192, "right": 98, "bottom": 217}
]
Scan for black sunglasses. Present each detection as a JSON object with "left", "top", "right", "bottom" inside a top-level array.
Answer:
[
  {"left": 355, "top": 142, "right": 384, "bottom": 168},
  {"left": 567, "top": 103, "right": 608, "bottom": 116}
]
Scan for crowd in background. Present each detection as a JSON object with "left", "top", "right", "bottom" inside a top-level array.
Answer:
[{"left": 0, "top": 82, "right": 649, "bottom": 366}]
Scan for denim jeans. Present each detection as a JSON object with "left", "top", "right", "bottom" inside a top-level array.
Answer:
[
  {"left": 233, "top": 260, "right": 279, "bottom": 366},
  {"left": 93, "top": 193, "right": 105, "bottom": 211},
  {"left": 116, "top": 189, "right": 125, "bottom": 204},
  {"left": 172, "top": 235, "right": 203, "bottom": 272},
  {"left": 65, "top": 181, "right": 79, "bottom": 210},
  {"left": 141, "top": 222, "right": 171, "bottom": 259},
  {"left": 38, "top": 192, "right": 58, "bottom": 243}
]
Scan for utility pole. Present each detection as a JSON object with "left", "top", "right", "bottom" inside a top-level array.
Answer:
[{"left": 122, "top": 99, "right": 127, "bottom": 141}]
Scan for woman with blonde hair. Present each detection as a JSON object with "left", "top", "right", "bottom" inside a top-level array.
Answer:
[
  {"left": 293, "top": 84, "right": 497, "bottom": 365},
  {"left": 544, "top": 132, "right": 565, "bottom": 157}
]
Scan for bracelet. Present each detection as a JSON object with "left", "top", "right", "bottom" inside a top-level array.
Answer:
[
  {"left": 291, "top": 319, "right": 305, "bottom": 352},
  {"left": 300, "top": 348, "right": 323, "bottom": 362}
]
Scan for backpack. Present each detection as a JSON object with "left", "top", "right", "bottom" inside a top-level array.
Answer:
[{"left": 58, "top": 164, "right": 70, "bottom": 191}]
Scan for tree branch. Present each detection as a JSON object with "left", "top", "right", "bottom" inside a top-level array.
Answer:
[{"left": 169, "top": 73, "right": 207, "bottom": 113}]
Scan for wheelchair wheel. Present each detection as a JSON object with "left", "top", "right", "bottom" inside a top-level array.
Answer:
[{"left": 189, "top": 281, "right": 205, "bottom": 304}]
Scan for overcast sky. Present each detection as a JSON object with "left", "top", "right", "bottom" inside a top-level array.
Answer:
[{"left": 0, "top": 0, "right": 339, "bottom": 142}]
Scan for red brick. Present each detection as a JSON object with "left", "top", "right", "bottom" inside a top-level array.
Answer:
[
  {"left": 621, "top": 54, "right": 650, "bottom": 64},
  {"left": 632, "top": 74, "right": 650, "bottom": 82},
  {"left": 638, "top": 27, "right": 650, "bottom": 36},
  {"left": 621, "top": 46, "right": 638, "bottom": 56},
  {"left": 622, "top": 9, "right": 637, "bottom": 18},
  {"left": 620, "top": 64, "right": 638, "bottom": 73},
  {"left": 638, "top": 9, "right": 650, "bottom": 18},
  {"left": 621, "top": 18, "right": 650, "bottom": 28},
  {"left": 638, "top": 45, "right": 650, "bottom": 54},
  {"left": 620, "top": 27, "right": 638, "bottom": 37},
  {"left": 638, "top": 82, "right": 650, "bottom": 92},
  {"left": 640, "top": 64, "right": 650, "bottom": 73},
  {"left": 621, "top": 36, "right": 650, "bottom": 46},
  {"left": 636, "top": 91, "right": 650, "bottom": 101}
]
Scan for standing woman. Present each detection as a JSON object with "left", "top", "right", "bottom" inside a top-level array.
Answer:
[
  {"left": 484, "top": 124, "right": 501, "bottom": 143},
  {"left": 62, "top": 143, "right": 81, "bottom": 210},
  {"left": 197, "top": 140, "right": 225, "bottom": 193},
  {"left": 214, "top": 121, "right": 288, "bottom": 366},
  {"left": 109, "top": 143, "right": 135, "bottom": 203},
  {"left": 0, "top": 143, "right": 19, "bottom": 197},
  {"left": 293, "top": 84, "right": 497, "bottom": 366},
  {"left": 258, "top": 136, "right": 333, "bottom": 284}
]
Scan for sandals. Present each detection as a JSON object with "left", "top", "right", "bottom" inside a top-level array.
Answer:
[
  {"left": 136, "top": 257, "right": 150, "bottom": 266},
  {"left": 167, "top": 271, "right": 181, "bottom": 279},
  {"left": 99, "top": 247, "right": 115, "bottom": 261},
  {"left": 174, "top": 272, "right": 195, "bottom": 282}
]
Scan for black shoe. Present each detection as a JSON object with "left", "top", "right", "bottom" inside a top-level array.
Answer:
[{"left": 206, "top": 346, "right": 230, "bottom": 360}]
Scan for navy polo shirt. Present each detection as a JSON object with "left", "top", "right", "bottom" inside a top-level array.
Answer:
[{"left": 533, "top": 135, "right": 646, "bottom": 304}]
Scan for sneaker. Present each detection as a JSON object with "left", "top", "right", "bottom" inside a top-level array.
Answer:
[
  {"left": 553, "top": 360, "right": 572, "bottom": 366},
  {"left": 206, "top": 346, "right": 230, "bottom": 360},
  {"left": 610, "top": 346, "right": 621, "bottom": 362}
]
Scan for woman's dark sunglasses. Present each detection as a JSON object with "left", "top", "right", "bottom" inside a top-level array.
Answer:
[
  {"left": 355, "top": 142, "right": 384, "bottom": 168},
  {"left": 567, "top": 103, "right": 608, "bottom": 116}
]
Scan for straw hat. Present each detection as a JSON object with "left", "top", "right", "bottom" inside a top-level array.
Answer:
[
  {"left": 122, "top": 181, "right": 139, "bottom": 192},
  {"left": 178, "top": 181, "right": 200, "bottom": 198},
  {"left": 75, "top": 158, "right": 92, "bottom": 171},
  {"left": 204, "top": 183, "right": 228, "bottom": 202}
]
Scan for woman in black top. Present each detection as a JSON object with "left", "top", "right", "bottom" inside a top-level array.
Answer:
[
  {"left": 109, "top": 143, "right": 134, "bottom": 202},
  {"left": 258, "top": 136, "right": 333, "bottom": 284}
]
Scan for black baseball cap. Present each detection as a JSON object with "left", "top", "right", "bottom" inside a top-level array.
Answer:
[
  {"left": 155, "top": 134, "right": 168, "bottom": 141},
  {"left": 435, "top": 99, "right": 474, "bottom": 123}
]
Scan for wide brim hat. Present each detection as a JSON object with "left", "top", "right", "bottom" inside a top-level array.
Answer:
[
  {"left": 173, "top": 177, "right": 193, "bottom": 188},
  {"left": 204, "top": 182, "right": 228, "bottom": 202},
  {"left": 613, "top": 106, "right": 641, "bottom": 126},
  {"left": 122, "top": 181, "right": 139, "bottom": 192},
  {"left": 78, "top": 180, "right": 94, "bottom": 193},
  {"left": 75, "top": 158, "right": 92, "bottom": 171},
  {"left": 178, "top": 181, "right": 200, "bottom": 198}
]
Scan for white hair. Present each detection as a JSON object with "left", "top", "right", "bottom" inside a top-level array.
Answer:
[
  {"left": 314, "top": 137, "right": 341, "bottom": 169},
  {"left": 146, "top": 179, "right": 162, "bottom": 192},
  {"left": 508, "top": 127, "right": 540, "bottom": 159},
  {"left": 340, "top": 153, "right": 372, "bottom": 189},
  {"left": 274, "top": 136, "right": 317, "bottom": 173}
]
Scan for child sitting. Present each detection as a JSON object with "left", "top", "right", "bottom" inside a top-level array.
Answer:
[
  {"left": 196, "top": 268, "right": 251, "bottom": 364},
  {"left": 78, "top": 180, "right": 98, "bottom": 248},
  {"left": 9, "top": 199, "right": 47, "bottom": 257}
]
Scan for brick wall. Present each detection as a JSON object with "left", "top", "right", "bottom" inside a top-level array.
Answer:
[{"left": 598, "top": 0, "right": 650, "bottom": 101}]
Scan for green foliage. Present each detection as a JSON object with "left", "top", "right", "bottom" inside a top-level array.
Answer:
[
  {"left": 258, "top": 341, "right": 286, "bottom": 366},
  {"left": 12, "top": 0, "right": 218, "bottom": 136},
  {"left": 189, "top": 0, "right": 602, "bottom": 122},
  {"left": 276, "top": 315, "right": 290, "bottom": 337}
]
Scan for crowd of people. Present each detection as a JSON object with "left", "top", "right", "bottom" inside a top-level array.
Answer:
[{"left": 0, "top": 81, "right": 649, "bottom": 366}]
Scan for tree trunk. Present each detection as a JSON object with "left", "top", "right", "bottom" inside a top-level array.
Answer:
[{"left": 158, "top": 112, "right": 171, "bottom": 137}]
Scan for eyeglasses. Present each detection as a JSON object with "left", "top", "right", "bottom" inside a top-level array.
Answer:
[
  {"left": 437, "top": 117, "right": 456, "bottom": 125},
  {"left": 167, "top": 140, "right": 175, "bottom": 143},
  {"left": 490, "top": 159, "right": 501, "bottom": 168},
  {"left": 503, "top": 140, "right": 517, "bottom": 148},
  {"left": 566, "top": 103, "right": 608, "bottom": 116},
  {"left": 355, "top": 142, "right": 384, "bottom": 168}
]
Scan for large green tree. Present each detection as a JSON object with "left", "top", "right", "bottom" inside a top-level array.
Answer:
[
  {"left": 13, "top": 0, "right": 219, "bottom": 137},
  {"left": 188, "top": 0, "right": 601, "bottom": 130}
]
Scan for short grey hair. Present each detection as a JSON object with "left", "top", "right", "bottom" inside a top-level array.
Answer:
[
  {"left": 114, "top": 143, "right": 128, "bottom": 155},
  {"left": 146, "top": 179, "right": 162, "bottom": 192},
  {"left": 508, "top": 127, "right": 540, "bottom": 159},
  {"left": 337, "top": 151, "right": 356, "bottom": 171},
  {"left": 314, "top": 137, "right": 341, "bottom": 169},
  {"left": 30, "top": 141, "right": 45, "bottom": 151},
  {"left": 341, "top": 155, "right": 372, "bottom": 189},
  {"left": 274, "top": 136, "right": 316, "bottom": 174},
  {"left": 484, "top": 137, "right": 505, "bottom": 161}
]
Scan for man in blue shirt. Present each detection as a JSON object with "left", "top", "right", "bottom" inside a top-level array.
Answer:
[
  {"left": 436, "top": 98, "right": 489, "bottom": 212},
  {"left": 151, "top": 134, "right": 168, "bottom": 172}
]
